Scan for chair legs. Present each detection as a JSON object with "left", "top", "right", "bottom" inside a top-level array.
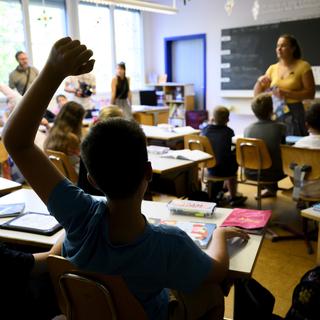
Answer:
[{"left": 257, "top": 184, "right": 262, "bottom": 210}]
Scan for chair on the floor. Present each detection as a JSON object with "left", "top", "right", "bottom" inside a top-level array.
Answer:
[
  {"left": 280, "top": 145, "right": 320, "bottom": 253},
  {"left": 236, "top": 138, "right": 280, "bottom": 209},
  {"left": 48, "top": 255, "right": 148, "bottom": 320},
  {"left": 45, "top": 149, "right": 78, "bottom": 184},
  {"left": 184, "top": 134, "right": 236, "bottom": 199}
]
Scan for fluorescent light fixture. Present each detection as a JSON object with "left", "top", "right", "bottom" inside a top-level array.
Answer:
[{"left": 82, "top": 0, "right": 178, "bottom": 15}]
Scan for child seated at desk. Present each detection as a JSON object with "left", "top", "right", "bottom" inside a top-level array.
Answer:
[
  {"left": 202, "top": 106, "right": 247, "bottom": 206},
  {"left": 44, "top": 101, "right": 85, "bottom": 174},
  {"left": 244, "top": 93, "right": 286, "bottom": 198},
  {"left": 2, "top": 38, "right": 249, "bottom": 320},
  {"left": 294, "top": 102, "right": 320, "bottom": 149}
]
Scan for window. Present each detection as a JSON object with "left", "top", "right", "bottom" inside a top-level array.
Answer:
[
  {"left": 29, "top": 0, "right": 67, "bottom": 70},
  {"left": 114, "top": 8, "right": 144, "bottom": 90},
  {"left": 79, "top": 2, "right": 113, "bottom": 93},
  {"left": 0, "top": 0, "right": 25, "bottom": 84}
]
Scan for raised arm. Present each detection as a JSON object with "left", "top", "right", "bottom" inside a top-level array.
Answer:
[
  {"left": 253, "top": 75, "right": 271, "bottom": 97},
  {"left": 2, "top": 38, "right": 94, "bottom": 204}
]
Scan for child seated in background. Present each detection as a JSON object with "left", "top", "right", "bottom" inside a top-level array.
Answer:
[
  {"left": 91, "top": 105, "right": 124, "bottom": 126},
  {"left": 2, "top": 37, "right": 249, "bottom": 320},
  {"left": 54, "top": 94, "right": 68, "bottom": 115},
  {"left": 294, "top": 102, "right": 320, "bottom": 149},
  {"left": 202, "top": 106, "right": 246, "bottom": 206},
  {"left": 244, "top": 93, "right": 286, "bottom": 198},
  {"left": 44, "top": 101, "right": 85, "bottom": 174}
]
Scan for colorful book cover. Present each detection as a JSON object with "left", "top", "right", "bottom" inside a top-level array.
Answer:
[
  {"left": 220, "top": 208, "right": 272, "bottom": 232},
  {"left": 148, "top": 218, "right": 216, "bottom": 249}
]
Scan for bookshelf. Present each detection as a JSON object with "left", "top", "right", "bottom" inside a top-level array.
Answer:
[{"left": 148, "top": 83, "right": 195, "bottom": 126}]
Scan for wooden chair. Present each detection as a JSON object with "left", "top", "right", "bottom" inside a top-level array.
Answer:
[
  {"left": 0, "top": 140, "right": 10, "bottom": 179},
  {"left": 45, "top": 149, "right": 78, "bottom": 184},
  {"left": 48, "top": 255, "right": 148, "bottom": 320},
  {"left": 236, "top": 138, "right": 280, "bottom": 209},
  {"left": 280, "top": 145, "right": 320, "bottom": 252},
  {"left": 184, "top": 134, "right": 235, "bottom": 198}
]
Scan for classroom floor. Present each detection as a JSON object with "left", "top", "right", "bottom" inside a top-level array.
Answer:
[{"left": 153, "top": 177, "right": 317, "bottom": 319}]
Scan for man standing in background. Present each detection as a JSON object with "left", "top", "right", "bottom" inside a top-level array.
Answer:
[{"left": 9, "top": 51, "right": 38, "bottom": 95}]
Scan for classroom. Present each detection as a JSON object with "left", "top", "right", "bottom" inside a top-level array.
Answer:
[{"left": 0, "top": 0, "right": 320, "bottom": 319}]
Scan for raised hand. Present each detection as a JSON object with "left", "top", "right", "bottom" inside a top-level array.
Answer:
[
  {"left": 46, "top": 37, "right": 95, "bottom": 79},
  {"left": 258, "top": 75, "right": 271, "bottom": 89}
]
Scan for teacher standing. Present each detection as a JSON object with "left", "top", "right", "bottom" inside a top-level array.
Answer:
[
  {"left": 111, "top": 62, "right": 132, "bottom": 119},
  {"left": 254, "top": 34, "right": 315, "bottom": 136}
]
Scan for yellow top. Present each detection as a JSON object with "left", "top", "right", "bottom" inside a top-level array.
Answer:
[{"left": 266, "top": 59, "right": 311, "bottom": 103}]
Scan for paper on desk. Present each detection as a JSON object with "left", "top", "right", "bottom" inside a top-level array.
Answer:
[{"left": 312, "top": 66, "right": 320, "bottom": 85}]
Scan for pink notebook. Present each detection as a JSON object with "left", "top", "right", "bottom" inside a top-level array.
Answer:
[{"left": 221, "top": 208, "right": 272, "bottom": 231}]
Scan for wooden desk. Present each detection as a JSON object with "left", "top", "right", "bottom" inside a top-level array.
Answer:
[
  {"left": 0, "top": 189, "right": 263, "bottom": 278},
  {"left": 132, "top": 105, "right": 169, "bottom": 126},
  {"left": 0, "top": 177, "right": 22, "bottom": 195},
  {"left": 301, "top": 207, "right": 320, "bottom": 265},
  {"left": 142, "top": 125, "right": 200, "bottom": 150}
]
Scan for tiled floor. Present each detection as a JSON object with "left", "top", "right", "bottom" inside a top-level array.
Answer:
[{"left": 153, "top": 177, "right": 318, "bottom": 318}]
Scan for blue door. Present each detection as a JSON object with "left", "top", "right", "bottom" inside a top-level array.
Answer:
[{"left": 165, "top": 34, "right": 206, "bottom": 110}]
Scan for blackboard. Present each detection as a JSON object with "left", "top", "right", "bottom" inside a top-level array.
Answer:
[{"left": 221, "top": 18, "right": 320, "bottom": 90}]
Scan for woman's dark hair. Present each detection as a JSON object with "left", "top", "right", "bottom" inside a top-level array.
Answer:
[
  {"left": 279, "top": 34, "right": 302, "bottom": 59},
  {"left": 117, "top": 62, "right": 126, "bottom": 77}
]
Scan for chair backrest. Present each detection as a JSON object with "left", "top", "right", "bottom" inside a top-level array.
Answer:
[
  {"left": 45, "top": 149, "right": 78, "bottom": 184},
  {"left": 48, "top": 255, "right": 147, "bottom": 320},
  {"left": 184, "top": 134, "right": 216, "bottom": 168},
  {"left": 236, "top": 138, "right": 272, "bottom": 170},
  {"left": 280, "top": 145, "right": 320, "bottom": 180}
]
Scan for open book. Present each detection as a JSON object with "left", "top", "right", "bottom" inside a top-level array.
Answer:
[
  {"left": 161, "top": 149, "right": 211, "bottom": 161},
  {"left": 221, "top": 208, "right": 272, "bottom": 234},
  {"left": 148, "top": 218, "right": 216, "bottom": 249}
]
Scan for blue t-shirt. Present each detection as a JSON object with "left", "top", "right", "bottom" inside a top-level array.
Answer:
[{"left": 48, "top": 179, "right": 213, "bottom": 320}]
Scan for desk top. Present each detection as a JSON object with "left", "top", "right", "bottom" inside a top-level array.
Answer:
[
  {"left": 142, "top": 125, "right": 200, "bottom": 141},
  {"left": 0, "top": 189, "right": 263, "bottom": 278},
  {"left": 132, "top": 105, "right": 169, "bottom": 114},
  {"left": 149, "top": 154, "right": 194, "bottom": 174},
  {"left": 149, "top": 150, "right": 213, "bottom": 174},
  {"left": 0, "top": 177, "right": 22, "bottom": 194},
  {"left": 301, "top": 207, "right": 320, "bottom": 222}
]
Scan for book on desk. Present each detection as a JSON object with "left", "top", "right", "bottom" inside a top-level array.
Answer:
[
  {"left": 161, "top": 149, "right": 211, "bottom": 162},
  {"left": 148, "top": 218, "right": 216, "bottom": 249},
  {"left": 0, "top": 203, "right": 25, "bottom": 218},
  {"left": 221, "top": 208, "right": 272, "bottom": 235}
]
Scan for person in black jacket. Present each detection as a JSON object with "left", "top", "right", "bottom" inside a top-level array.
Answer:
[
  {"left": 0, "top": 236, "right": 63, "bottom": 319},
  {"left": 202, "top": 107, "right": 246, "bottom": 206}
]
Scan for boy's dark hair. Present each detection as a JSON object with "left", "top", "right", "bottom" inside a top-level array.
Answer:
[
  {"left": 306, "top": 103, "right": 320, "bottom": 132},
  {"left": 15, "top": 51, "right": 24, "bottom": 61},
  {"left": 81, "top": 118, "right": 148, "bottom": 199},
  {"left": 56, "top": 94, "right": 67, "bottom": 103},
  {"left": 279, "top": 34, "right": 302, "bottom": 59},
  {"left": 251, "top": 93, "right": 273, "bottom": 121},
  {"left": 213, "top": 106, "right": 229, "bottom": 125}
]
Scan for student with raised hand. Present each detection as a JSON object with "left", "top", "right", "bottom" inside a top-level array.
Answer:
[{"left": 2, "top": 38, "right": 249, "bottom": 320}]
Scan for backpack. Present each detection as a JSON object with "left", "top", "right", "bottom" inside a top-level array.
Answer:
[{"left": 285, "top": 266, "right": 320, "bottom": 320}]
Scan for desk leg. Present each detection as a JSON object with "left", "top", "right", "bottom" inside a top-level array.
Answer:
[{"left": 317, "top": 222, "right": 320, "bottom": 266}]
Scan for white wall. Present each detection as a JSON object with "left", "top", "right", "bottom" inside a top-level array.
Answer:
[{"left": 143, "top": 0, "right": 320, "bottom": 115}]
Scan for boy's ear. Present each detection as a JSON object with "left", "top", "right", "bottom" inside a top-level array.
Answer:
[{"left": 145, "top": 161, "right": 153, "bottom": 182}]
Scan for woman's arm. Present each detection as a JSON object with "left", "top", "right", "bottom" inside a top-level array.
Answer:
[
  {"left": 127, "top": 78, "right": 132, "bottom": 105},
  {"left": 253, "top": 75, "right": 271, "bottom": 96},
  {"left": 111, "top": 77, "right": 117, "bottom": 104},
  {"left": 2, "top": 38, "right": 94, "bottom": 204},
  {"left": 276, "top": 70, "right": 316, "bottom": 101}
]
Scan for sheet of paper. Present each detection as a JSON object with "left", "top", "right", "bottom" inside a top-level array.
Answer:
[{"left": 9, "top": 213, "right": 59, "bottom": 231}]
